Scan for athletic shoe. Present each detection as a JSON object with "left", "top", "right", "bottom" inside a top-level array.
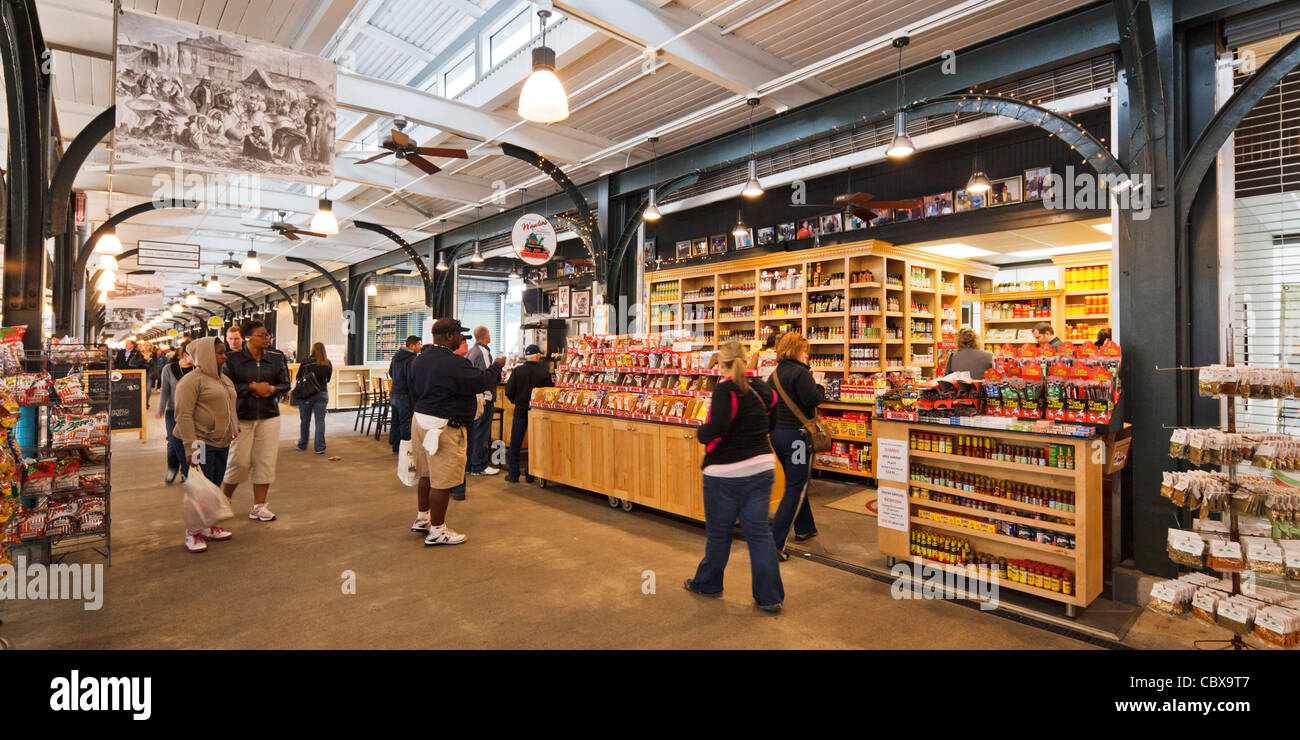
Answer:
[
  {"left": 472, "top": 467, "right": 500, "bottom": 476},
  {"left": 249, "top": 504, "right": 277, "bottom": 522},
  {"left": 200, "top": 526, "right": 232, "bottom": 541},
  {"left": 315, "top": 449, "right": 325, "bottom": 455},
  {"left": 756, "top": 601, "right": 783, "bottom": 613},
  {"left": 165, "top": 468, "right": 178, "bottom": 485},
  {"left": 424, "top": 526, "right": 466, "bottom": 546},
  {"left": 411, "top": 516, "right": 432, "bottom": 533},
  {"left": 184, "top": 532, "right": 207, "bottom": 553},
  {"left": 295, "top": 443, "right": 306, "bottom": 451}
]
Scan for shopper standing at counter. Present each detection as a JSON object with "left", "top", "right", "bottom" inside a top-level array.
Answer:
[
  {"left": 226, "top": 326, "right": 243, "bottom": 353},
  {"left": 769, "top": 332, "right": 826, "bottom": 558},
  {"left": 387, "top": 335, "right": 421, "bottom": 456},
  {"left": 942, "top": 328, "right": 993, "bottom": 379},
  {"left": 221, "top": 320, "right": 290, "bottom": 523},
  {"left": 1033, "top": 323, "right": 1063, "bottom": 350},
  {"left": 407, "top": 318, "right": 505, "bottom": 546},
  {"left": 503, "top": 344, "right": 553, "bottom": 483},
  {"left": 684, "top": 341, "right": 784, "bottom": 612}
]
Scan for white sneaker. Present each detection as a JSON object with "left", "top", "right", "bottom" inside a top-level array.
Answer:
[
  {"left": 249, "top": 504, "right": 276, "bottom": 521},
  {"left": 200, "top": 525, "right": 233, "bottom": 541},
  {"left": 411, "top": 516, "right": 432, "bottom": 533},
  {"left": 184, "top": 531, "right": 207, "bottom": 553},
  {"left": 473, "top": 466, "right": 500, "bottom": 476},
  {"left": 424, "top": 525, "right": 467, "bottom": 546}
]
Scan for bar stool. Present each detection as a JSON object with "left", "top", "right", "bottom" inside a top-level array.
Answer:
[
  {"left": 372, "top": 377, "right": 393, "bottom": 440},
  {"left": 365, "top": 376, "right": 389, "bottom": 438},
  {"left": 354, "top": 375, "right": 373, "bottom": 432}
]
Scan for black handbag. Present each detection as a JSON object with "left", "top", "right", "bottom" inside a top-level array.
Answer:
[{"left": 292, "top": 363, "right": 325, "bottom": 401}]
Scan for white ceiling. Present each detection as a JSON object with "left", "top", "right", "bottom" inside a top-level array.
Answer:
[
  {"left": 27, "top": 0, "right": 1095, "bottom": 307},
  {"left": 904, "top": 216, "right": 1114, "bottom": 266}
]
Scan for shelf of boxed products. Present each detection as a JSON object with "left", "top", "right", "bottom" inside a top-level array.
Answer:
[{"left": 530, "top": 386, "right": 711, "bottom": 427}]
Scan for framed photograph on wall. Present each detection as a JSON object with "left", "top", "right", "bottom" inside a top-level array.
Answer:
[
  {"left": 923, "top": 192, "right": 954, "bottom": 217},
  {"left": 845, "top": 212, "right": 869, "bottom": 231},
  {"left": 645, "top": 237, "right": 657, "bottom": 258},
  {"left": 820, "top": 213, "right": 843, "bottom": 235},
  {"left": 756, "top": 226, "right": 775, "bottom": 246},
  {"left": 1024, "top": 166, "right": 1052, "bottom": 201},
  {"left": 556, "top": 286, "right": 570, "bottom": 318},
  {"left": 546, "top": 290, "right": 558, "bottom": 317},
  {"left": 571, "top": 289, "right": 591, "bottom": 318},
  {"left": 734, "top": 228, "right": 755, "bottom": 250},
  {"left": 893, "top": 204, "right": 922, "bottom": 222},
  {"left": 675, "top": 240, "right": 692, "bottom": 260},
  {"left": 869, "top": 210, "right": 893, "bottom": 227},
  {"left": 777, "top": 222, "right": 796, "bottom": 242},
  {"left": 692, "top": 237, "right": 709, "bottom": 257},
  {"left": 989, "top": 176, "right": 1023, "bottom": 206},
  {"left": 797, "top": 219, "right": 819, "bottom": 239},
  {"left": 955, "top": 188, "right": 986, "bottom": 212},
  {"left": 709, "top": 234, "right": 727, "bottom": 255}
]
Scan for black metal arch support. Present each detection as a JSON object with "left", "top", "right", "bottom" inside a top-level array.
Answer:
[
  {"left": 284, "top": 256, "right": 347, "bottom": 306},
  {"left": 200, "top": 297, "right": 235, "bottom": 317},
  {"left": 245, "top": 276, "right": 298, "bottom": 323},
  {"left": 499, "top": 142, "right": 605, "bottom": 289},
  {"left": 74, "top": 198, "right": 201, "bottom": 287},
  {"left": 47, "top": 105, "right": 115, "bottom": 237},
  {"left": 611, "top": 171, "right": 700, "bottom": 293},
  {"left": 432, "top": 242, "right": 473, "bottom": 318},
  {"left": 1113, "top": 0, "right": 1168, "bottom": 203},
  {"left": 221, "top": 288, "right": 260, "bottom": 314},
  {"left": 353, "top": 220, "right": 434, "bottom": 305},
  {"left": 1176, "top": 32, "right": 1300, "bottom": 229},
  {"left": 902, "top": 95, "right": 1130, "bottom": 180}
]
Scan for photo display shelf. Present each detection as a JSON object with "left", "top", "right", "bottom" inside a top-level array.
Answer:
[
  {"left": 1, "top": 341, "right": 114, "bottom": 568},
  {"left": 1149, "top": 348, "right": 1300, "bottom": 649}
]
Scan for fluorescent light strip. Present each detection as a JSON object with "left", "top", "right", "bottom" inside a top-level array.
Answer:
[
  {"left": 1011, "top": 242, "right": 1112, "bottom": 259},
  {"left": 916, "top": 244, "right": 996, "bottom": 259}
]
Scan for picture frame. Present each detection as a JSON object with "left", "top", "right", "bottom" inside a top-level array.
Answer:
[
  {"left": 709, "top": 234, "right": 728, "bottom": 255},
  {"left": 819, "top": 213, "right": 843, "bottom": 235},
  {"left": 989, "top": 175, "right": 1023, "bottom": 206},
  {"left": 676, "top": 240, "right": 692, "bottom": 260},
  {"left": 734, "top": 228, "right": 755, "bottom": 250},
  {"left": 1024, "top": 166, "right": 1052, "bottom": 201},
  {"left": 845, "top": 212, "right": 869, "bottom": 231},
  {"left": 776, "top": 222, "right": 796, "bottom": 242},
  {"left": 556, "top": 286, "right": 570, "bottom": 318},
  {"left": 756, "top": 226, "right": 775, "bottom": 246},
  {"left": 869, "top": 209, "right": 893, "bottom": 227},
  {"left": 797, "top": 219, "right": 819, "bottom": 239},
  {"left": 546, "top": 290, "right": 558, "bottom": 318},
  {"left": 645, "top": 237, "right": 657, "bottom": 258},
  {"left": 955, "top": 188, "right": 986, "bottom": 212},
  {"left": 570, "top": 289, "right": 591, "bottom": 318},
  {"left": 893, "top": 204, "right": 922, "bottom": 222},
  {"left": 692, "top": 237, "right": 709, "bottom": 257},
  {"left": 923, "top": 192, "right": 954, "bottom": 218}
]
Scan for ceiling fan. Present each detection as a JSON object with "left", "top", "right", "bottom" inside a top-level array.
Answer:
[
  {"left": 351, "top": 116, "right": 469, "bottom": 175},
  {"left": 240, "top": 210, "right": 326, "bottom": 241},
  {"left": 794, "top": 192, "right": 924, "bottom": 221}
]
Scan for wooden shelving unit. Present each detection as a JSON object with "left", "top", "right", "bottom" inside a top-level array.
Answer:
[
  {"left": 1053, "top": 251, "right": 1114, "bottom": 343},
  {"left": 972, "top": 288, "right": 1064, "bottom": 349}
]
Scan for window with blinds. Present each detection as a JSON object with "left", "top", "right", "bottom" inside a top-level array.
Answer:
[
  {"left": 458, "top": 276, "right": 506, "bottom": 354},
  {"left": 1229, "top": 29, "right": 1300, "bottom": 433},
  {"left": 366, "top": 281, "right": 429, "bottom": 364}
]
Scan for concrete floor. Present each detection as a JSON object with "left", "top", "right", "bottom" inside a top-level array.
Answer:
[{"left": 2, "top": 403, "right": 1104, "bottom": 649}]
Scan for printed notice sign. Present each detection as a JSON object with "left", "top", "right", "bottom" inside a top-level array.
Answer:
[
  {"left": 877, "top": 438, "right": 909, "bottom": 482},
  {"left": 878, "top": 486, "right": 908, "bottom": 532}
]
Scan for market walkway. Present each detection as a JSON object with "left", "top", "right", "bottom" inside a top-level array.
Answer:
[{"left": 5, "top": 409, "right": 1098, "bottom": 650}]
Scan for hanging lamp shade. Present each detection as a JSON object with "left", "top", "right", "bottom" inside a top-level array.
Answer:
[
  {"left": 185, "top": 291, "right": 199, "bottom": 306},
  {"left": 741, "top": 159, "right": 764, "bottom": 197},
  {"left": 643, "top": 188, "right": 662, "bottom": 221},
  {"left": 95, "top": 271, "right": 115, "bottom": 291},
  {"left": 241, "top": 250, "right": 262, "bottom": 273},
  {"left": 966, "top": 170, "right": 992, "bottom": 193},
  {"left": 171, "top": 301, "right": 184, "bottom": 313},
  {"left": 436, "top": 252, "right": 449, "bottom": 271},
  {"left": 886, "top": 111, "right": 915, "bottom": 158},
  {"left": 508, "top": 263, "right": 521, "bottom": 279},
  {"left": 96, "top": 290, "right": 109, "bottom": 304},
  {"left": 518, "top": 46, "right": 568, "bottom": 123},
  {"left": 365, "top": 283, "right": 378, "bottom": 297},
  {"left": 99, "top": 253, "right": 118, "bottom": 272},
  {"left": 206, "top": 275, "right": 223, "bottom": 294},
  {"left": 94, "top": 226, "right": 123, "bottom": 256},
  {"left": 732, "top": 211, "right": 748, "bottom": 238},
  {"left": 471, "top": 241, "right": 485, "bottom": 263},
  {"left": 310, "top": 199, "right": 339, "bottom": 235}
]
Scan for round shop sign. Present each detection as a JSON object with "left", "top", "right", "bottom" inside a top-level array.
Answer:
[
  {"left": 208, "top": 316, "right": 224, "bottom": 329},
  {"left": 110, "top": 371, "right": 122, "bottom": 382},
  {"left": 168, "top": 329, "right": 179, "bottom": 338},
  {"left": 511, "top": 213, "right": 557, "bottom": 266}
]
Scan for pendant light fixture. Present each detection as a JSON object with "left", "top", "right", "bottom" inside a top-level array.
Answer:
[
  {"left": 99, "top": 253, "right": 118, "bottom": 273},
  {"left": 518, "top": 1, "right": 568, "bottom": 123},
  {"left": 95, "top": 271, "right": 115, "bottom": 291},
  {"left": 732, "top": 209, "right": 748, "bottom": 238},
  {"left": 185, "top": 290, "right": 199, "bottom": 306},
  {"left": 741, "top": 98, "right": 764, "bottom": 197},
  {"left": 966, "top": 134, "right": 990, "bottom": 193},
  {"left": 310, "top": 196, "right": 339, "bottom": 235},
  {"left": 365, "top": 282, "right": 378, "bottom": 297},
  {"left": 94, "top": 221, "right": 124, "bottom": 256},
  {"left": 171, "top": 300, "right": 184, "bottom": 313},
  {"left": 471, "top": 206, "right": 485, "bottom": 263},
  {"left": 161, "top": 309, "right": 173, "bottom": 320},
  {"left": 206, "top": 275, "right": 223, "bottom": 294},
  {"left": 241, "top": 237, "right": 262, "bottom": 273},
  {"left": 886, "top": 36, "right": 915, "bottom": 159},
  {"left": 436, "top": 251, "right": 449, "bottom": 271},
  {"left": 96, "top": 290, "right": 109, "bottom": 304},
  {"left": 643, "top": 136, "right": 662, "bottom": 221},
  {"left": 508, "top": 262, "right": 521, "bottom": 279}
]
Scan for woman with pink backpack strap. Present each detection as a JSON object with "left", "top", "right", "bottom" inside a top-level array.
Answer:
[{"left": 683, "top": 341, "right": 784, "bottom": 613}]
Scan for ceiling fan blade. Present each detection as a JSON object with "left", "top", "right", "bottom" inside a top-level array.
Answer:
[
  {"left": 869, "top": 199, "right": 923, "bottom": 210},
  {"left": 282, "top": 231, "right": 300, "bottom": 241},
  {"left": 416, "top": 147, "right": 469, "bottom": 159},
  {"left": 390, "top": 128, "right": 411, "bottom": 148},
  {"left": 288, "top": 228, "right": 329, "bottom": 239},
  {"left": 405, "top": 155, "right": 442, "bottom": 176},
  {"left": 239, "top": 222, "right": 270, "bottom": 228},
  {"left": 356, "top": 151, "right": 393, "bottom": 165}
]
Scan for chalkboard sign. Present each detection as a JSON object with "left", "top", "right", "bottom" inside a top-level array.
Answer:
[{"left": 84, "top": 369, "right": 147, "bottom": 441}]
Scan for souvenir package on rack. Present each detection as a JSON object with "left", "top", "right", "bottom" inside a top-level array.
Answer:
[
  {"left": 1192, "top": 587, "right": 1227, "bottom": 624},
  {"left": 1147, "top": 579, "right": 1196, "bottom": 616},
  {"left": 1253, "top": 605, "right": 1300, "bottom": 647},
  {"left": 1215, "top": 596, "right": 1260, "bottom": 635},
  {"left": 1166, "top": 528, "right": 1206, "bottom": 567},
  {"left": 1207, "top": 539, "right": 1245, "bottom": 571},
  {"left": 0, "top": 326, "right": 25, "bottom": 375},
  {"left": 48, "top": 337, "right": 104, "bottom": 365},
  {"left": 1242, "top": 536, "right": 1285, "bottom": 574},
  {"left": 77, "top": 495, "right": 106, "bottom": 531},
  {"left": 17, "top": 507, "right": 46, "bottom": 540},
  {"left": 52, "top": 457, "right": 81, "bottom": 492},
  {"left": 44, "top": 499, "right": 78, "bottom": 536},
  {"left": 54, "top": 373, "right": 90, "bottom": 405},
  {"left": 1283, "top": 540, "right": 1300, "bottom": 581},
  {"left": 21, "top": 458, "right": 57, "bottom": 497}
]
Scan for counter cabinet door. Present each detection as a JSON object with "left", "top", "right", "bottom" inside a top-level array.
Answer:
[
  {"left": 659, "top": 426, "right": 700, "bottom": 517},
  {"left": 632, "top": 423, "right": 661, "bottom": 509},
  {"left": 607, "top": 421, "right": 638, "bottom": 501},
  {"left": 584, "top": 417, "right": 610, "bottom": 493},
  {"left": 527, "top": 411, "right": 551, "bottom": 480}
]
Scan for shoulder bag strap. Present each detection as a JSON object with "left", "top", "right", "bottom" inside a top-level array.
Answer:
[{"left": 772, "top": 369, "right": 814, "bottom": 428}]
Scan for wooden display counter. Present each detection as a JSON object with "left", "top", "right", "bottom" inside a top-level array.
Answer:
[
  {"left": 527, "top": 407, "right": 783, "bottom": 520},
  {"left": 873, "top": 418, "right": 1103, "bottom": 615}
]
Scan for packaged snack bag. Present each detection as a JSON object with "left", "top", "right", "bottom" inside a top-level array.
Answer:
[{"left": 54, "top": 373, "right": 90, "bottom": 404}]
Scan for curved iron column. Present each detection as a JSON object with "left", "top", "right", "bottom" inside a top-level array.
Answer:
[
  {"left": 46, "top": 104, "right": 114, "bottom": 236},
  {"left": 354, "top": 220, "right": 434, "bottom": 306},
  {"left": 74, "top": 198, "right": 201, "bottom": 287},
  {"left": 284, "top": 256, "right": 347, "bottom": 306},
  {"left": 245, "top": 276, "right": 299, "bottom": 323}
]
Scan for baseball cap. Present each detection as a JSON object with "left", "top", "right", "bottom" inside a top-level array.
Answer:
[
  {"left": 524, "top": 344, "right": 542, "bottom": 356},
  {"left": 430, "top": 317, "right": 470, "bottom": 339}
]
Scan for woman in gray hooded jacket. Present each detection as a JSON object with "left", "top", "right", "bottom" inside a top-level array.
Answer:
[{"left": 172, "top": 336, "right": 239, "bottom": 553}]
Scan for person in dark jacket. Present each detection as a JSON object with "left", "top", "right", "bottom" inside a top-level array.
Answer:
[
  {"left": 502, "top": 344, "right": 553, "bottom": 483},
  {"left": 943, "top": 328, "right": 993, "bottom": 379},
  {"left": 684, "top": 341, "right": 784, "bottom": 612},
  {"left": 157, "top": 338, "right": 194, "bottom": 485},
  {"left": 117, "top": 339, "right": 146, "bottom": 370},
  {"left": 220, "top": 319, "right": 291, "bottom": 522},
  {"left": 769, "top": 332, "right": 826, "bottom": 558},
  {"left": 295, "top": 342, "right": 333, "bottom": 454},
  {"left": 387, "top": 335, "right": 421, "bottom": 455},
  {"left": 407, "top": 318, "right": 505, "bottom": 545}
]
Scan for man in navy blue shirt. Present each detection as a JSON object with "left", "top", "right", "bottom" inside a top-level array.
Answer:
[
  {"left": 407, "top": 318, "right": 505, "bottom": 546},
  {"left": 387, "top": 335, "right": 421, "bottom": 455}
]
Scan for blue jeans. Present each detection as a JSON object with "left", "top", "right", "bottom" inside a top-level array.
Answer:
[
  {"left": 468, "top": 400, "right": 494, "bottom": 472},
  {"left": 197, "top": 443, "right": 229, "bottom": 488},
  {"left": 507, "top": 415, "right": 528, "bottom": 478},
  {"left": 770, "top": 427, "right": 816, "bottom": 550},
  {"left": 297, "top": 391, "right": 329, "bottom": 452},
  {"left": 164, "top": 410, "right": 190, "bottom": 478},
  {"left": 389, "top": 394, "right": 413, "bottom": 453},
  {"left": 691, "top": 469, "right": 784, "bottom": 608}
]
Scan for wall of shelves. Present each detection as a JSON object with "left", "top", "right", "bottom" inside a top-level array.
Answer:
[{"left": 1053, "top": 251, "right": 1114, "bottom": 342}]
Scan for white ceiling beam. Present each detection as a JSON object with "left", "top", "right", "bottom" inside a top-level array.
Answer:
[
  {"left": 350, "top": 21, "right": 436, "bottom": 63},
  {"left": 333, "top": 158, "right": 497, "bottom": 204},
  {"left": 553, "top": 0, "right": 836, "bottom": 112},
  {"left": 286, "top": 0, "right": 368, "bottom": 53},
  {"left": 438, "top": 0, "right": 488, "bottom": 20}
]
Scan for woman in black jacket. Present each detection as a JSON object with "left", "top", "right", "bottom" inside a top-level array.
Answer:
[
  {"left": 295, "top": 342, "right": 333, "bottom": 454},
  {"left": 769, "top": 332, "right": 826, "bottom": 558},
  {"left": 684, "top": 341, "right": 784, "bottom": 612}
]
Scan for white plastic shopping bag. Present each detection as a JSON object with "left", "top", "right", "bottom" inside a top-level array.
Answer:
[
  {"left": 182, "top": 474, "right": 233, "bottom": 530},
  {"left": 397, "top": 439, "right": 418, "bottom": 487}
]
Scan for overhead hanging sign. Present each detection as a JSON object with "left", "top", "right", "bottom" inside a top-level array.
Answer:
[
  {"left": 114, "top": 10, "right": 337, "bottom": 186},
  {"left": 136, "top": 240, "right": 200, "bottom": 270},
  {"left": 511, "top": 213, "right": 556, "bottom": 265}
]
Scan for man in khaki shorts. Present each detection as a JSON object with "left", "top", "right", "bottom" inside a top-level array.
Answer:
[{"left": 408, "top": 318, "right": 505, "bottom": 545}]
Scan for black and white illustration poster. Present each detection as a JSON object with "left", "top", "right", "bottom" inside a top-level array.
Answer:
[
  {"left": 115, "top": 10, "right": 337, "bottom": 185},
  {"left": 107, "top": 273, "right": 165, "bottom": 311},
  {"left": 103, "top": 308, "right": 147, "bottom": 339}
]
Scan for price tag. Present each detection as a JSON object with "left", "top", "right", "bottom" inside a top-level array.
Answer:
[
  {"left": 877, "top": 486, "right": 908, "bottom": 532},
  {"left": 876, "top": 438, "right": 908, "bottom": 482}
]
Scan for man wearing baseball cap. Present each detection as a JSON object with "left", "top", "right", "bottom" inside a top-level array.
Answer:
[
  {"left": 502, "top": 344, "right": 554, "bottom": 483},
  {"left": 406, "top": 317, "right": 506, "bottom": 544}
]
